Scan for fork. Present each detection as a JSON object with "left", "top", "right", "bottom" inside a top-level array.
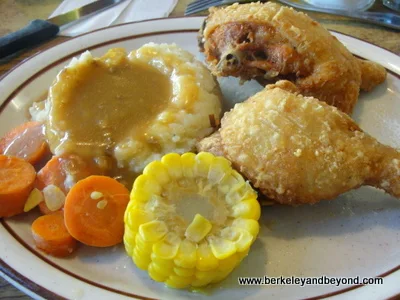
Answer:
[
  {"left": 185, "top": 0, "right": 252, "bottom": 15},
  {"left": 184, "top": 0, "right": 400, "bottom": 30}
]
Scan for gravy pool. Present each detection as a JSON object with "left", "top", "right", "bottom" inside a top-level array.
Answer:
[{"left": 47, "top": 48, "right": 172, "bottom": 158}]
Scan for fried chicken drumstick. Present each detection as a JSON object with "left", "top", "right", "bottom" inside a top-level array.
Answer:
[
  {"left": 197, "top": 81, "right": 400, "bottom": 205},
  {"left": 199, "top": 2, "right": 386, "bottom": 114}
]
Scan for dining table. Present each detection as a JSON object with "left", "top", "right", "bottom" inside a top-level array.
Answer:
[{"left": 0, "top": 0, "right": 399, "bottom": 299}]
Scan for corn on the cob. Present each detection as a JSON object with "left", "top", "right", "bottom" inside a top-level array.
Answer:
[{"left": 124, "top": 152, "right": 260, "bottom": 289}]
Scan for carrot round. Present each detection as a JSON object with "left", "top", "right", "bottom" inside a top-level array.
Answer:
[
  {"left": 64, "top": 175, "right": 129, "bottom": 247},
  {"left": 31, "top": 211, "right": 77, "bottom": 257},
  {"left": 0, "top": 155, "right": 36, "bottom": 218},
  {"left": 36, "top": 154, "right": 102, "bottom": 214},
  {"left": 0, "top": 121, "right": 50, "bottom": 165},
  {"left": 36, "top": 154, "right": 102, "bottom": 194}
]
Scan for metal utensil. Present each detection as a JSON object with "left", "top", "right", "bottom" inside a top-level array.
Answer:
[
  {"left": 185, "top": 0, "right": 400, "bottom": 31},
  {"left": 0, "top": 0, "right": 128, "bottom": 59},
  {"left": 383, "top": 0, "right": 400, "bottom": 12}
]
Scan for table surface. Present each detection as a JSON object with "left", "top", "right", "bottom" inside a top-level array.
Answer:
[{"left": 0, "top": 0, "right": 399, "bottom": 299}]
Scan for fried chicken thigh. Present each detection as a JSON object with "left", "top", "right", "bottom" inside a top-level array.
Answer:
[
  {"left": 197, "top": 81, "right": 400, "bottom": 205},
  {"left": 199, "top": 2, "right": 386, "bottom": 114}
]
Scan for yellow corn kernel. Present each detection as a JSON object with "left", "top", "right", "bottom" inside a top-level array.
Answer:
[
  {"left": 185, "top": 214, "right": 212, "bottom": 243},
  {"left": 123, "top": 228, "right": 136, "bottom": 255},
  {"left": 165, "top": 275, "right": 194, "bottom": 289},
  {"left": 227, "top": 183, "right": 257, "bottom": 207},
  {"left": 208, "top": 236, "right": 237, "bottom": 260},
  {"left": 232, "top": 218, "right": 260, "bottom": 239},
  {"left": 132, "top": 175, "right": 161, "bottom": 202},
  {"left": 174, "top": 239, "right": 197, "bottom": 269},
  {"left": 173, "top": 266, "right": 195, "bottom": 278},
  {"left": 132, "top": 248, "right": 151, "bottom": 270},
  {"left": 153, "top": 233, "right": 181, "bottom": 259},
  {"left": 150, "top": 261, "right": 173, "bottom": 277},
  {"left": 217, "top": 253, "right": 239, "bottom": 272},
  {"left": 124, "top": 208, "right": 153, "bottom": 232},
  {"left": 207, "top": 156, "right": 231, "bottom": 185},
  {"left": 192, "top": 270, "right": 215, "bottom": 287},
  {"left": 225, "top": 189, "right": 245, "bottom": 205},
  {"left": 237, "top": 182, "right": 257, "bottom": 200},
  {"left": 125, "top": 200, "right": 135, "bottom": 212},
  {"left": 161, "top": 153, "right": 183, "bottom": 179},
  {"left": 131, "top": 176, "right": 151, "bottom": 202},
  {"left": 219, "top": 170, "right": 245, "bottom": 194},
  {"left": 191, "top": 277, "right": 214, "bottom": 288},
  {"left": 148, "top": 263, "right": 168, "bottom": 282},
  {"left": 139, "top": 220, "right": 168, "bottom": 243},
  {"left": 234, "top": 229, "right": 253, "bottom": 252},
  {"left": 196, "top": 242, "right": 219, "bottom": 271},
  {"left": 124, "top": 240, "right": 134, "bottom": 256},
  {"left": 196, "top": 270, "right": 215, "bottom": 280},
  {"left": 135, "top": 234, "right": 153, "bottom": 253},
  {"left": 150, "top": 253, "right": 175, "bottom": 269},
  {"left": 143, "top": 161, "right": 170, "bottom": 185},
  {"left": 134, "top": 244, "right": 151, "bottom": 260},
  {"left": 180, "top": 152, "right": 196, "bottom": 178},
  {"left": 231, "top": 198, "right": 261, "bottom": 220},
  {"left": 221, "top": 227, "right": 253, "bottom": 252},
  {"left": 195, "top": 152, "right": 214, "bottom": 178},
  {"left": 132, "top": 174, "right": 147, "bottom": 190}
]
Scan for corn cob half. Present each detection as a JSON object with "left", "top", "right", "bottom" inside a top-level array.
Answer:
[{"left": 124, "top": 152, "right": 260, "bottom": 289}]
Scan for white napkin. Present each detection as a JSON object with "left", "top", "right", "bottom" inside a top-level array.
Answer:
[{"left": 50, "top": 0, "right": 178, "bottom": 37}]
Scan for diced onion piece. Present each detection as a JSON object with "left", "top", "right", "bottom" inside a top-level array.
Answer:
[
  {"left": 24, "top": 188, "right": 44, "bottom": 212},
  {"left": 43, "top": 185, "right": 65, "bottom": 212}
]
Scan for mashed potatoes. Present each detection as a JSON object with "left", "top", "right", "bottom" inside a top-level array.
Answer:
[{"left": 31, "top": 43, "right": 222, "bottom": 184}]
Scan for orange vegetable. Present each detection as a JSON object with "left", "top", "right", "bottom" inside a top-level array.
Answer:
[
  {"left": 0, "top": 121, "right": 50, "bottom": 165},
  {"left": 36, "top": 154, "right": 103, "bottom": 214},
  {"left": 64, "top": 175, "right": 129, "bottom": 247},
  {"left": 31, "top": 211, "right": 77, "bottom": 257},
  {"left": 0, "top": 155, "right": 36, "bottom": 218},
  {"left": 35, "top": 154, "right": 100, "bottom": 215},
  {"left": 36, "top": 153, "right": 102, "bottom": 195}
]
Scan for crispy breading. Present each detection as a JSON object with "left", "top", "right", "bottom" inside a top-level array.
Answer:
[
  {"left": 197, "top": 81, "right": 400, "bottom": 205},
  {"left": 358, "top": 59, "right": 387, "bottom": 92},
  {"left": 196, "top": 131, "right": 225, "bottom": 157},
  {"left": 199, "top": 2, "right": 386, "bottom": 114}
]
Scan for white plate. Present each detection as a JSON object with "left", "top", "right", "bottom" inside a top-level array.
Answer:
[{"left": 1, "top": 17, "right": 400, "bottom": 300}]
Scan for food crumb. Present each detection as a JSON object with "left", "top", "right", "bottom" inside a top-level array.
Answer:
[
  {"left": 97, "top": 199, "right": 108, "bottom": 209},
  {"left": 294, "top": 149, "right": 302, "bottom": 157},
  {"left": 90, "top": 191, "right": 103, "bottom": 200}
]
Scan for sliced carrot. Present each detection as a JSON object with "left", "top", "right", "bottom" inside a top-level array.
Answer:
[
  {"left": 31, "top": 211, "right": 77, "bottom": 257},
  {"left": 36, "top": 154, "right": 103, "bottom": 214},
  {"left": 64, "top": 175, "right": 130, "bottom": 247},
  {"left": 0, "top": 155, "right": 36, "bottom": 218},
  {"left": 35, "top": 154, "right": 101, "bottom": 215},
  {"left": 36, "top": 154, "right": 103, "bottom": 195},
  {"left": 0, "top": 121, "right": 50, "bottom": 165}
]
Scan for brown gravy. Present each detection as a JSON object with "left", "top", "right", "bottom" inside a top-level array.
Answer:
[
  {"left": 45, "top": 48, "right": 173, "bottom": 186},
  {"left": 48, "top": 48, "right": 172, "bottom": 157}
]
